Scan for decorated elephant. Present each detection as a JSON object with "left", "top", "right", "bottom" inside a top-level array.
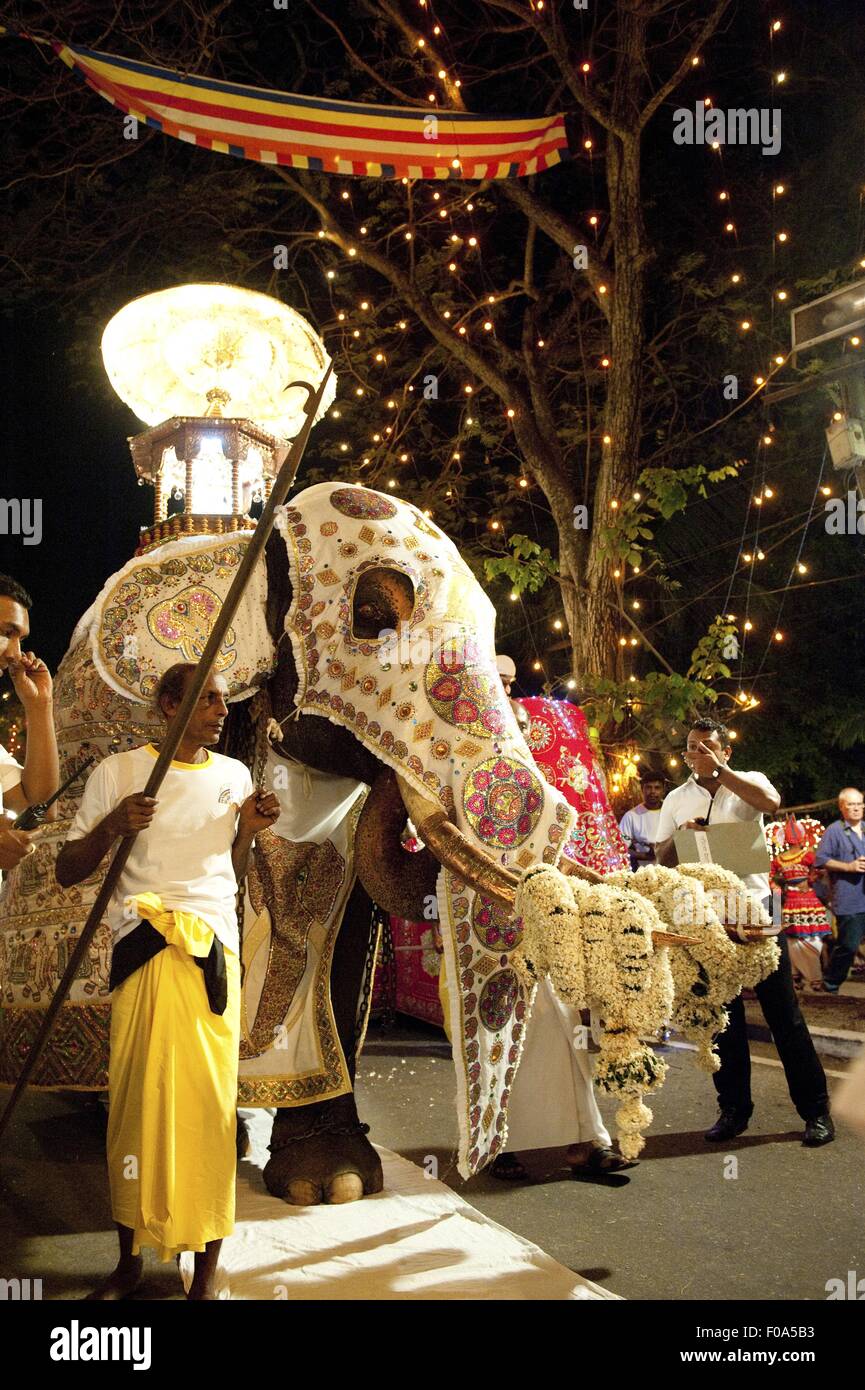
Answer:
[{"left": 2, "top": 481, "right": 615, "bottom": 1203}]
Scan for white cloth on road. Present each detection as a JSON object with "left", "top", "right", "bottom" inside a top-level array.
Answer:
[{"left": 179, "top": 1107, "right": 619, "bottom": 1300}]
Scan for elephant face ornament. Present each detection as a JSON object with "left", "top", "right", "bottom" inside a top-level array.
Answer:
[
  {"left": 275, "top": 483, "right": 576, "bottom": 1176},
  {"left": 147, "top": 585, "right": 237, "bottom": 669}
]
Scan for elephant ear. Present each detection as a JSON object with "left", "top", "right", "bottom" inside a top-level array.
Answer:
[{"left": 85, "top": 533, "right": 276, "bottom": 704}]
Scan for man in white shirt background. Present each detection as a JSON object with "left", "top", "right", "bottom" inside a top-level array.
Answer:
[
  {"left": 0, "top": 572, "right": 60, "bottom": 870},
  {"left": 654, "top": 716, "right": 833, "bottom": 1148},
  {"left": 619, "top": 772, "right": 665, "bottom": 871}
]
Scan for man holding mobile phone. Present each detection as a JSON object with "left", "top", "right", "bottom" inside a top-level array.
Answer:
[{"left": 0, "top": 573, "right": 60, "bottom": 873}]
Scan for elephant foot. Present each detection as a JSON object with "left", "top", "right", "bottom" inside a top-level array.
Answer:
[{"left": 263, "top": 1094, "right": 383, "bottom": 1206}]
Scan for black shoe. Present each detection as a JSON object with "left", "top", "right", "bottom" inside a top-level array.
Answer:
[
  {"left": 803, "top": 1114, "right": 835, "bottom": 1147},
  {"left": 704, "top": 1109, "right": 751, "bottom": 1142}
]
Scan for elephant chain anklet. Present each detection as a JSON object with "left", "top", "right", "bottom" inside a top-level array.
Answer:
[{"left": 267, "top": 1116, "right": 372, "bottom": 1154}]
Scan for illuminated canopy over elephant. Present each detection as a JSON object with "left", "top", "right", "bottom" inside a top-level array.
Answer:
[{"left": 0, "top": 481, "right": 777, "bottom": 1202}]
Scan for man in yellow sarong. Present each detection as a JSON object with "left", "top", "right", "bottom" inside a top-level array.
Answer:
[{"left": 56, "top": 662, "right": 279, "bottom": 1300}]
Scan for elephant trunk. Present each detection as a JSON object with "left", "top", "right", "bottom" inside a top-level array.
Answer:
[{"left": 354, "top": 769, "right": 441, "bottom": 921}]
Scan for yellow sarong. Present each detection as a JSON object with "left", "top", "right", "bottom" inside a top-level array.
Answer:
[{"left": 107, "top": 893, "right": 240, "bottom": 1261}]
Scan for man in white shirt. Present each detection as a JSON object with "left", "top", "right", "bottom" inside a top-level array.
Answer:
[
  {"left": 619, "top": 773, "right": 665, "bottom": 870},
  {"left": 56, "top": 662, "right": 279, "bottom": 1299},
  {"left": 0, "top": 573, "right": 60, "bottom": 870},
  {"left": 655, "top": 717, "right": 832, "bottom": 1148}
]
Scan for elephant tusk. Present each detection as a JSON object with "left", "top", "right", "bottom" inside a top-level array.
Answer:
[
  {"left": 395, "top": 775, "right": 520, "bottom": 911},
  {"left": 395, "top": 775, "right": 696, "bottom": 949},
  {"left": 559, "top": 856, "right": 603, "bottom": 885}
]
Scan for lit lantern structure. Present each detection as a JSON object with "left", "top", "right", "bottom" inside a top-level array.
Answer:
[{"left": 101, "top": 284, "right": 336, "bottom": 551}]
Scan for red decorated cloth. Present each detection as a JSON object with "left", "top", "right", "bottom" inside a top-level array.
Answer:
[{"left": 520, "top": 697, "right": 630, "bottom": 874}]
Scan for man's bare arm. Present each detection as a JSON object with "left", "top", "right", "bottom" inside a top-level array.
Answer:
[{"left": 56, "top": 795, "right": 157, "bottom": 888}]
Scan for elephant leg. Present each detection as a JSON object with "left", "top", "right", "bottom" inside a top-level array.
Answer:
[{"left": 263, "top": 880, "right": 384, "bottom": 1205}]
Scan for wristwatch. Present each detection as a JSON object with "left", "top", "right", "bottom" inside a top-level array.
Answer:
[{"left": 709, "top": 768, "right": 721, "bottom": 779}]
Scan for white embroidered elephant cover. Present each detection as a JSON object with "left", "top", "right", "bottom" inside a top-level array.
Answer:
[{"left": 275, "top": 483, "right": 577, "bottom": 1177}]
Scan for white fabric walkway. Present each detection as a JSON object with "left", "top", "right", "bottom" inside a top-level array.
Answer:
[{"left": 181, "top": 1108, "right": 618, "bottom": 1300}]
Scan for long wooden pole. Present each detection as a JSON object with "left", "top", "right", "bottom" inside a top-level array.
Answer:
[{"left": 0, "top": 364, "right": 333, "bottom": 1146}]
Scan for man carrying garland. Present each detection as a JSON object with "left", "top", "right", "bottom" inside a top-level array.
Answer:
[
  {"left": 56, "top": 662, "right": 279, "bottom": 1299},
  {"left": 655, "top": 716, "right": 833, "bottom": 1148}
]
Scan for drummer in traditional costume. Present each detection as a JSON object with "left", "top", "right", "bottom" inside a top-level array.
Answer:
[
  {"left": 769, "top": 815, "right": 832, "bottom": 989},
  {"left": 56, "top": 663, "right": 278, "bottom": 1300}
]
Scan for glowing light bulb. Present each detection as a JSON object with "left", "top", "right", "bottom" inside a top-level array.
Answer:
[
  {"left": 598, "top": 283, "right": 608, "bottom": 295},
  {"left": 797, "top": 563, "right": 807, "bottom": 574},
  {"left": 610, "top": 498, "right": 619, "bottom": 509},
  {"left": 774, "top": 354, "right": 785, "bottom": 365},
  {"left": 725, "top": 222, "right": 735, "bottom": 233},
  {"left": 483, "top": 321, "right": 493, "bottom": 331},
  {"left": 763, "top": 434, "right": 773, "bottom": 445},
  {"left": 603, "top": 433, "right": 612, "bottom": 445},
  {"left": 774, "top": 631, "right": 784, "bottom": 642},
  {"left": 743, "top": 553, "right": 753, "bottom": 563},
  {"left": 584, "top": 139, "right": 593, "bottom": 150},
  {"left": 776, "top": 71, "right": 787, "bottom": 83},
  {"left": 755, "top": 375, "right": 765, "bottom": 385},
  {"left": 731, "top": 274, "right": 741, "bottom": 283},
  {"left": 775, "top": 184, "right": 785, "bottom": 196},
  {"left": 851, "top": 336, "right": 862, "bottom": 347},
  {"left": 468, "top": 236, "right": 478, "bottom": 247},
  {"left": 506, "top": 407, "right": 515, "bottom": 418},
  {"left": 589, "top": 214, "right": 598, "bottom": 226},
  {"left": 744, "top": 620, "right": 753, "bottom": 631},
  {"left": 613, "top": 569, "right": 621, "bottom": 579},
  {"left": 777, "top": 290, "right": 787, "bottom": 300},
  {"left": 741, "top": 320, "right": 751, "bottom": 331},
  {"left": 619, "top": 637, "right": 627, "bottom": 647},
  {"left": 777, "top": 231, "right": 788, "bottom": 242},
  {"left": 553, "top": 619, "right": 562, "bottom": 630},
  {"left": 601, "top": 357, "right": 610, "bottom": 367}
]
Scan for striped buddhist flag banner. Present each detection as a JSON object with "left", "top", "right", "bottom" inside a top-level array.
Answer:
[{"left": 3, "top": 27, "right": 574, "bottom": 180}]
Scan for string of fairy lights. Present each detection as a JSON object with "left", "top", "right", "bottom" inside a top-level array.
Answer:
[{"left": 303, "top": 5, "right": 862, "bottom": 797}]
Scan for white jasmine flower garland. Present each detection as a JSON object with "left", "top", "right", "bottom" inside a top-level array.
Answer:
[
  {"left": 514, "top": 861, "right": 780, "bottom": 1155},
  {"left": 515, "top": 865, "right": 674, "bottom": 1159},
  {"left": 606, "top": 864, "right": 780, "bottom": 1071}
]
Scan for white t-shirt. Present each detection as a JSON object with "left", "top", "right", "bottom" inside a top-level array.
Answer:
[
  {"left": 655, "top": 769, "right": 779, "bottom": 899},
  {"left": 0, "top": 743, "right": 23, "bottom": 818},
  {"left": 619, "top": 804, "right": 661, "bottom": 855},
  {"left": 67, "top": 744, "right": 253, "bottom": 955}
]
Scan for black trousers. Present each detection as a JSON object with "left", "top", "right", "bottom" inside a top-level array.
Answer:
[{"left": 712, "top": 932, "right": 829, "bottom": 1121}]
